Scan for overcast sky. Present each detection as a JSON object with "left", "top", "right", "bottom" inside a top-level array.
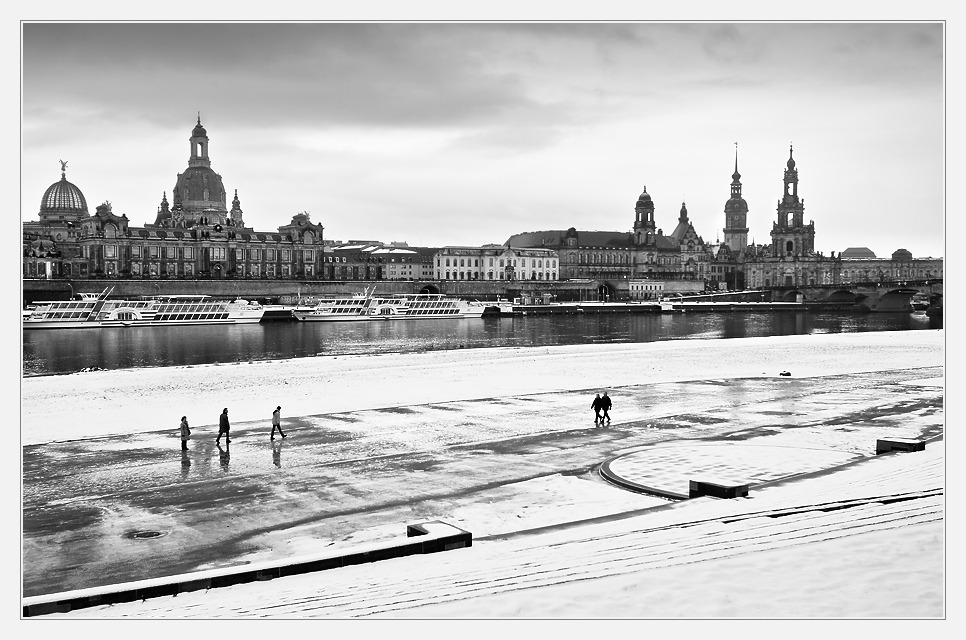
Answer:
[{"left": 21, "top": 21, "right": 944, "bottom": 258}]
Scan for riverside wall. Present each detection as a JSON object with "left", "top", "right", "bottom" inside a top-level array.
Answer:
[{"left": 23, "top": 278, "right": 641, "bottom": 305}]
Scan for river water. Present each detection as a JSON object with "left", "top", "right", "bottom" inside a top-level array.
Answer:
[{"left": 22, "top": 310, "right": 941, "bottom": 377}]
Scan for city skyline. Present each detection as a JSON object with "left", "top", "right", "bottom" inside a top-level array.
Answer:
[{"left": 22, "top": 22, "right": 944, "bottom": 258}]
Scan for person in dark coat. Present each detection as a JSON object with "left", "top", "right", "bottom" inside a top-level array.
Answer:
[
  {"left": 601, "top": 392, "right": 612, "bottom": 424},
  {"left": 179, "top": 415, "right": 191, "bottom": 451},
  {"left": 216, "top": 408, "right": 231, "bottom": 445},
  {"left": 592, "top": 393, "right": 603, "bottom": 424},
  {"left": 271, "top": 405, "right": 286, "bottom": 439}
]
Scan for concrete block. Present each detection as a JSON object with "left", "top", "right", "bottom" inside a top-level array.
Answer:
[
  {"left": 876, "top": 438, "right": 926, "bottom": 455},
  {"left": 689, "top": 479, "right": 750, "bottom": 499}
]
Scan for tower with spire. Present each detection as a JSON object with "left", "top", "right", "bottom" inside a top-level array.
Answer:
[
  {"left": 770, "top": 145, "right": 815, "bottom": 257},
  {"left": 723, "top": 142, "right": 749, "bottom": 252}
]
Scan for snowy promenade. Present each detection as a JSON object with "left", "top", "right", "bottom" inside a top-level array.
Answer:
[{"left": 20, "top": 330, "right": 945, "bottom": 619}]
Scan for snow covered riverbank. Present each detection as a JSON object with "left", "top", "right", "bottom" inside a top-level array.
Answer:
[
  {"left": 21, "top": 330, "right": 944, "bottom": 446},
  {"left": 19, "top": 330, "right": 947, "bottom": 621}
]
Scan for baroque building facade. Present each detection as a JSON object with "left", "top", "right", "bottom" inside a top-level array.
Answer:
[
  {"left": 435, "top": 246, "right": 558, "bottom": 282},
  {"left": 507, "top": 145, "right": 942, "bottom": 294},
  {"left": 24, "top": 118, "right": 328, "bottom": 282},
  {"left": 24, "top": 121, "right": 940, "bottom": 293},
  {"left": 23, "top": 117, "right": 562, "bottom": 287}
]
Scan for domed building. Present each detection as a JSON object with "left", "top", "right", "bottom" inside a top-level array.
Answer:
[
  {"left": 39, "top": 160, "right": 89, "bottom": 223},
  {"left": 24, "top": 116, "right": 327, "bottom": 285},
  {"left": 505, "top": 182, "right": 710, "bottom": 299},
  {"left": 153, "top": 115, "right": 241, "bottom": 229}
]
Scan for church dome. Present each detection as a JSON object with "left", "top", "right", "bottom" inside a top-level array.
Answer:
[
  {"left": 39, "top": 168, "right": 89, "bottom": 220},
  {"left": 192, "top": 117, "right": 207, "bottom": 138},
  {"left": 173, "top": 166, "right": 227, "bottom": 213},
  {"left": 636, "top": 187, "right": 653, "bottom": 208},
  {"left": 891, "top": 248, "right": 913, "bottom": 262}
]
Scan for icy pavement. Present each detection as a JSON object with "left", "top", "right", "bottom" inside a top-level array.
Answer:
[
  {"left": 45, "top": 438, "right": 943, "bottom": 619},
  {"left": 20, "top": 331, "right": 945, "bottom": 617}
]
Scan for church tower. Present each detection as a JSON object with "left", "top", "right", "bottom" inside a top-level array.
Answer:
[
  {"left": 633, "top": 186, "right": 656, "bottom": 245},
  {"left": 171, "top": 114, "right": 229, "bottom": 227},
  {"left": 770, "top": 145, "right": 815, "bottom": 257},
  {"left": 723, "top": 144, "right": 749, "bottom": 252}
]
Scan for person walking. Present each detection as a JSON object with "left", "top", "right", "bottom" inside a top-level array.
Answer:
[
  {"left": 601, "top": 392, "right": 612, "bottom": 424},
  {"left": 271, "top": 405, "right": 287, "bottom": 440},
  {"left": 216, "top": 408, "right": 231, "bottom": 445},
  {"left": 179, "top": 415, "right": 191, "bottom": 451},
  {"left": 591, "top": 393, "right": 603, "bottom": 425}
]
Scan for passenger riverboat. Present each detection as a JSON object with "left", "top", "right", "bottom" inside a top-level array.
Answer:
[
  {"left": 292, "top": 289, "right": 376, "bottom": 322},
  {"left": 22, "top": 288, "right": 265, "bottom": 329},
  {"left": 368, "top": 294, "right": 487, "bottom": 319},
  {"left": 293, "top": 290, "right": 485, "bottom": 321}
]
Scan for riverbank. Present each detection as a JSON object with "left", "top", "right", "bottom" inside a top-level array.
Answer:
[
  {"left": 21, "top": 330, "right": 944, "bottom": 446},
  {"left": 18, "top": 330, "right": 947, "bottom": 622}
]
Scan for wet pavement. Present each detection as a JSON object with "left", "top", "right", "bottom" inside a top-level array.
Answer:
[{"left": 22, "top": 365, "right": 944, "bottom": 598}]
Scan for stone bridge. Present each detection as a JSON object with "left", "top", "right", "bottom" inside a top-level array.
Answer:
[{"left": 766, "top": 279, "right": 943, "bottom": 312}]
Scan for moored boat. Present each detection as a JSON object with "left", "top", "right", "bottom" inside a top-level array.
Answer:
[
  {"left": 22, "top": 288, "right": 265, "bottom": 329},
  {"left": 293, "top": 288, "right": 377, "bottom": 322},
  {"left": 293, "top": 289, "right": 485, "bottom": 321},
  {"left": 367, "top": 294, "right": 486, "bottom": 319}
]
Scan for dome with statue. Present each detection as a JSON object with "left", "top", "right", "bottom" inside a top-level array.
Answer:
[{"left": 39, "top": 161, "right": 89, "bottom": 222}]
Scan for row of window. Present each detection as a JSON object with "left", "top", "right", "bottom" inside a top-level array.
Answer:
[
  {"left": 102, "top": 245, "right": 328, "bottom": 262},
  {"left": 438, "top": 257, "right": 558, "bottom": 269},
  {"left": 438, "top": 271, "right": 558, "bottom": 281},
  {"left": 156, "top": 313, "right": 230, "bottom": 321}
]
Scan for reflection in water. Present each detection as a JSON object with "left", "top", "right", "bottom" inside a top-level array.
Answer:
[
  {"left": 272, "top": 440, "right": 282, "bottom": 468},
  {"left": 180, "top": 450, "right": 191, "bottom": 479},
  {"left": 217, "top": 443, "right": 230, "bottom": 472},
  {"left": 23, "top": 311, "right": 941, "bottom": 377}
]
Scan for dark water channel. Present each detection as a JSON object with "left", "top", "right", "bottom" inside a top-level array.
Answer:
[{"left": 22, "top": 310, "right": 941, "bottom": 377}]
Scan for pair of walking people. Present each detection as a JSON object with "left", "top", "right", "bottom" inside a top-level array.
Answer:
[
  {"left": 179, "top": 406, "right": 287, "bottom": 449},
  {"left": 592, "top": 392, "right": 612, "bottom": 425}
]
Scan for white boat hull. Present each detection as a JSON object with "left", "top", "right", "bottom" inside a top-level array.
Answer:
[
  {"left": 294, "top": 293, "right": 486, "bottom": 322},
  {"left": 23, "top": 292, "right": 265, "bottom": 329}
]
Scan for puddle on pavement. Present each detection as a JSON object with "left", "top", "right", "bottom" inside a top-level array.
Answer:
[{"left": 124, "top": 529, "right": 169, "bottom": 540}]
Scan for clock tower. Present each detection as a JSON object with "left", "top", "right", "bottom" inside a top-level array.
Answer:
[{"left": 723, "top": 143, "right": 749, "bottom": 252}]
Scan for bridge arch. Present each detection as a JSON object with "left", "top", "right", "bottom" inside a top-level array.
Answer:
[
  {"left": 826, "top": 289, "right": 859, "bottom": 304},
  {"left": 780, "top": 289, "right": 806, "bottom": 303}
]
